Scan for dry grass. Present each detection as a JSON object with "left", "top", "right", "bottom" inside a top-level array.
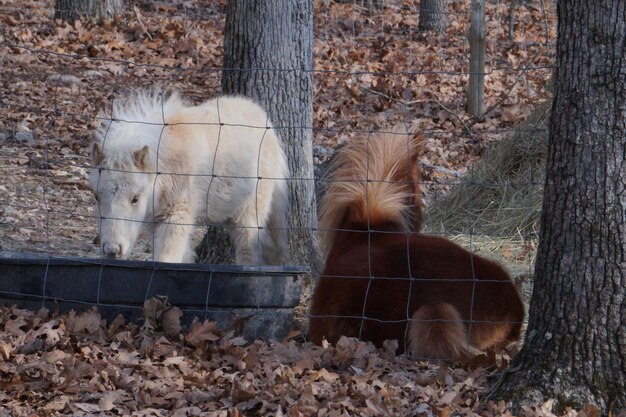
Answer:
[{"left": 425, "top": 100, "right": 551, "bottom": 239}]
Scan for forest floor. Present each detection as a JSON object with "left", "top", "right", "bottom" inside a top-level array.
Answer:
[{"left": 0, "top": 0, "right": 570, "bottom": 415}]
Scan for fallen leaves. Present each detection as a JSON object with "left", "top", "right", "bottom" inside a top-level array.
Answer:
[{"left": 0, "top": 300, "right": 576, "bottom": 416}]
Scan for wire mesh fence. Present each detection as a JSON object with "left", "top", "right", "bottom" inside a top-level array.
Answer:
[{"left": 0, "top": 0, "right": 555, "bottom": 358}]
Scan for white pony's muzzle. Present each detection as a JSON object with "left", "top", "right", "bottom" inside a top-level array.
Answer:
[
  {"left": 99, "top": 217, "right": 136, "bottom": 259},
  {"left": 102, "top": 241, "right": 124, "bottom": 258}
]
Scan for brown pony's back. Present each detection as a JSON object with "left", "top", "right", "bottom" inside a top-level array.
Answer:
[{"left": 309, "top": 129, "right": 524, "bottom": 359}]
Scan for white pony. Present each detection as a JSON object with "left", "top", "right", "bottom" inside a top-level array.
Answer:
[{"left": 89, "top": 90, "right": 290, "bottom": 265}]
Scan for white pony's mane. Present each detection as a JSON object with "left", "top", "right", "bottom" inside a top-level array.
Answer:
[{"left": 95, "top": 89, "right": 186, "bottom": 154}]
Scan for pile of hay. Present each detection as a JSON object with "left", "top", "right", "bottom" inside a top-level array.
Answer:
[{"left": 425, "top": 101, "right": 551, "bottom": 240}]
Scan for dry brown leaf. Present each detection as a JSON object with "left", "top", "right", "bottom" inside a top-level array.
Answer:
[
  {"left": 73, "top": 402, "right": 100, "bottom": 412},
  {"left": 142, "top": 296, "right": 164, "bottom": 331},
  {"left": 161, "top": 305, "right": 183, "bottom": 338},
  {"left": 228, "top": 407, "right": 243, "bottom": 417},
  {"left": 107, "top": 313, "right": 126, "bottom": 337},
  {"left": 98, "top": 390, "right": 126, "bottom": 412},
  {"left": 436, "top": 405, "right": 453, "bottom": 417},
  {"left": 382, "top": 339, "right": 398, "bottom": 361},
  {"left": 0, "top": 342, "right": 11, "bottom": 359},
  {"left": 185, "top": 320, "right": 222, "bottom": 349},
  {"left": 439, "top": 390, "right": 458, "bottom": 405},
  {"left": 67, "top": 308, "right": 105, "bottom": 343},
  {"left": 310, "top": 368, "right": 339, "bottom": 383},
  {"left": 4, "top": 315, "right": 28, "bottom": 336},
  {"left": 42, "top": 396, "right": 69, "bottom": 412},
  {"left": 42, "top": 349, "right": 66, "bottom": 364},
  {"left": 578, "top": 404, "right": 602, "bottom": 417}
]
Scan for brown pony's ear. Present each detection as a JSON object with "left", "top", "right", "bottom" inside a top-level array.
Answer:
[
  {"left": 92, "top": 143, "right": 105, "bottom": 166},
  {"left": 133, "top": 145, "right": 150, "bottom": 169}
]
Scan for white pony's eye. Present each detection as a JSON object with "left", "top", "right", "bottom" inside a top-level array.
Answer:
[
  {"left": 94, "top": 194, "right": 99, "bottom": 202},
  {"left": 131, "top": 196, "right": 139, "bottom": 205}
]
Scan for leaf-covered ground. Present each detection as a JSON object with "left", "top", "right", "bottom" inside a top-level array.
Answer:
[
  {"left": 0, "top": 303, "right": 591, "bottom": 416},
  {"left": 0, "top": 0, "right": 565, "bottom": 415}
]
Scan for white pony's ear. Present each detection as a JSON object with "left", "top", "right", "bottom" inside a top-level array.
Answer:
[
  {"left": 133, "top": 145, "right": 150, "bottom": 169},
  {"left": 92, "top": 143, "right": 105, "bottom": 166}
]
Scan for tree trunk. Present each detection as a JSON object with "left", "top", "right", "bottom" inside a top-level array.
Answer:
[
  {"left": 467, "top": 0, "right": 486, "bottom": 117},
  {"left": 489, "top": 0, "right": 626, "bottom": 414},
  {"left": 54, "top": 0, "right": 123, "bottom": 23},
  {"left": 197, "top": 0, "right": 321, "bottom": 272},
  {"left": 418, "top": 0, "right": 446, "bottom": 33}
]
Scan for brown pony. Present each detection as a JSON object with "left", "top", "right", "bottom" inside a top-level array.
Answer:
[{"left": 309, "top": 129, "right": 524, "bottom": 360}]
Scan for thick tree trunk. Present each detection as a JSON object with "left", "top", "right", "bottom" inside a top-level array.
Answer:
[
  {"left": 54, "top": 0, "right": 123, "bottom": 23},
  {"left": 418, "top": 0, "right": 446, "bottom": 33},
  {"left": 197, "top": 0, "right": 321, "bottom": 272},
  {"left": 489, "top": 0, "right": 626, "bottom": 414}
]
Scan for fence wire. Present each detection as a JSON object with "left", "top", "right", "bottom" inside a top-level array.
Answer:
[{"left": 0, "top": 0, "right": 555, "bottom": 359}]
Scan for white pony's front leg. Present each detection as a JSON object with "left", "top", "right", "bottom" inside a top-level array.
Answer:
[
  {"left": 152, "top": 208, "right": 196, "bottom": 263},
  {"left": 228, "top": 192, "right": 270, "bottom": 266},
  {"left": 229, "top": 225, "right": 262, "bottom": 266}
]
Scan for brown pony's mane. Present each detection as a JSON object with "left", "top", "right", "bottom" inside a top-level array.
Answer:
[{"left": 318, "top": 128, "right": 424, "bottom": 257}]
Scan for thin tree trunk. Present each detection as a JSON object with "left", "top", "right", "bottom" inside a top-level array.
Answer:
[
  {"left": 489, "top": 0, "right": 626, "bottom": 413},
  {"left": 508, "top": 0, "right": 519, "bottom": 41},
  {"left": 54, "top": 0, "right": 123, "bottom": 23},
  {"left": 418, "top": 0, "right": 446, "bottom": 33},
  {"left": 467, "top": 0, "right": 486, "bottom": 117},
  {"left": 197, "top": 0, "right": 321, "bottom": 272}
]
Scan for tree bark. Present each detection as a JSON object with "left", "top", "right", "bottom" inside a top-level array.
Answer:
[
  {"left": 489, "top": 0, "right": 626, "bottom": 414},
  {"left": 54, "top": 0, "right": 123, "bottom": 23},
  {"left": 418, "top": 0, "right": 446, "bottom": 33},
  {"left": 197, "top": 0, "right": 321, "bottom": 272},
  {"left": 467, "top": 0, "right": 486, "bottom": 117}
]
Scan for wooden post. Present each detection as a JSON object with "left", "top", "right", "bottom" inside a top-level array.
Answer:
[{"left": 467, "top": 0, "right": 486, "bottom": 118}]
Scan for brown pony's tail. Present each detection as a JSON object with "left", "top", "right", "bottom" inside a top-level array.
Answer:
[
  {"left": 409, "top": 303, "right": 477, "bottom": 360},
  {"left": 318, "top": 127, "right": 424, "bottom": 255}
]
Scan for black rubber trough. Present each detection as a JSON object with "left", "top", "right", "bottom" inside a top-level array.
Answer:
[{"left": 0, "top": 251, "right": 308, "bottom": 342}]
